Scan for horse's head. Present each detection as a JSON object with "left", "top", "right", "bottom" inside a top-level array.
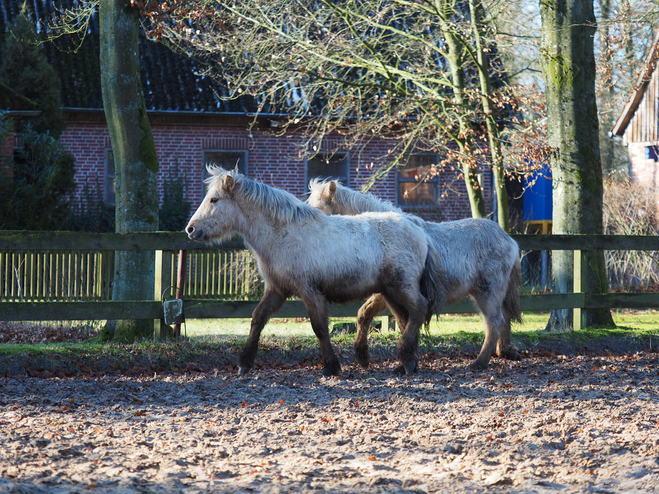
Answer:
[
  {"left": 307, "top": 179, "right": 338, "bottom": 215},
  {"left": 186, "top": 167, "right": 241, "bottom": 242}
]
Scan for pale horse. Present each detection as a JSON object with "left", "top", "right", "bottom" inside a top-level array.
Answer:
[
  {"left": 186, "top": 167, "right": 443, "bottom": 376},
  {"left": 307, "top": 179, "right": 522, "bottom": 370}
]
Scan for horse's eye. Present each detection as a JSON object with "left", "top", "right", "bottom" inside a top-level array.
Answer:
[{"left": 210, "top": 198, "right": 219, "bottom": 204}]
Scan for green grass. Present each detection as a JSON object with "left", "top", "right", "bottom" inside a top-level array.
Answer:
[
  {"left": 0, "top": 310, "right": 657, "bottom": 362},
  {"left": 184, "top": 310, "right": 659, "bottom": 340}
]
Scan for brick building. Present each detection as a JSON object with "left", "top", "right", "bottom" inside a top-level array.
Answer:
[
  {"left": 61, "top": 109, "right": 490, "bottom": 223},
  {"left": 1, "top": 0, "right": 491, "bottom": 224}
]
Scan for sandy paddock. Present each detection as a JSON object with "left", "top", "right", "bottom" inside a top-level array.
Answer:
[{"left": 1, "top": 353, "right": 658, "bottom": 493}]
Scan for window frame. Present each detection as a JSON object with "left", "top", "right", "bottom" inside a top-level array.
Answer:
[
  {"left": 104, "top": 148, "right": 116, "bottom": 206},
  {"left": 305, "top": 151, "right": 350, "bottom": 189},
  {"left": 395, "top": 153, "right": 440, "bottom": 208},
  {"left": 202, "top": 149, "right": 248, "bottom": 195}
]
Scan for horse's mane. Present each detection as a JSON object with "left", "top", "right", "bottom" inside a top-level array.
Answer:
[
  {"left": 309, "top": 178, "right": 401, "bottom": 214},
  {"left": 207, "top": 166, "right": 323, "bottom": 224}
]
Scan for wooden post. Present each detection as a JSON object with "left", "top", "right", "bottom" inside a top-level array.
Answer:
[
  {"left": 387, "top": 315, "right": 396, "bottom": 332},
  {"left": 573, "top": 249, "right": 587, "bottom": 331},
  {"left": 154, "top": 250, "right": 174, "bottom": 340},
  {"left": 173, "top": 250, "right": 187, "bottom": 338}
]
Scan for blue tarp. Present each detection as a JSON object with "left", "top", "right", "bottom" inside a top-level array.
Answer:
[{"left": 523, "top": 165, "right": 552, "bottom": 222}]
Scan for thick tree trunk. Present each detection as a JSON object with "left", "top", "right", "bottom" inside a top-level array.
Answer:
[
  {"left": 539, "top": 0, "right": 614, "bottom": 332},
  {"left": 100, "top": 0, "right": 160, "bottom": 342}
]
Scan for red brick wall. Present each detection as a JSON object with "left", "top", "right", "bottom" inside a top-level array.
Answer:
[{"left": 60, "top": 111, "right": 490, "bottom": 222}]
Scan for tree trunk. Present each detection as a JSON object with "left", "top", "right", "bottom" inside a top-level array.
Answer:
[
  {"left": 439, "top": 9, "right": 487, "bottom": 219},
  {"left": 99, "top": 0, "right": 160, "bottom": 342},
  {"left": 468, "top": 0, "right": 509, "bottom": 231},
  {"left": 598, "top": 0, "right": 615, "bottom": 175},
  {"left": 539, "top": 0, "right": 614, "bottom": 332}
]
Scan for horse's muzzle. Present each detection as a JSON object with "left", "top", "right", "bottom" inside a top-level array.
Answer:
[{"left": 186, "top": 224, "right": 204, "bottom": 241}]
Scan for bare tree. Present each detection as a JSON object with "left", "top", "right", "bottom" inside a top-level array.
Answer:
[{"left": 136, "top": 0, "right": 549, "bottom": 230}]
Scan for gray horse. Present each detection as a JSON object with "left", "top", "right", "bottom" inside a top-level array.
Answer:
[{"left": 308, "top": 179, "right": 522, "bottom": 370}]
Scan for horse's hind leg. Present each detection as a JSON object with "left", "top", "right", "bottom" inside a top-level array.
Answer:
[
  {"left": 497, "top": 263, "right": 522, "bottom": 361},
  {"left": 496, "top": 319, "right": 521, "bottom": 361},
  {"left": 239, "top": 286, "right": 286, "bottom": 375},
  {"left": 470, "top": 301, "right": 505, "bottom": 370},
  {"left": 475, "top": 272, "right": 521, "bottom": 364},
  {"left": 355, "top": 294, "right": 389, "bottom": 368},
  {"left": 303, "top": 292, "right": 341, "bottom": 376}
]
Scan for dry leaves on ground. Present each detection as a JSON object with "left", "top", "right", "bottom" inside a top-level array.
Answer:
[{"left": 0, "top": 353, "right": 658, "bottom": 493}]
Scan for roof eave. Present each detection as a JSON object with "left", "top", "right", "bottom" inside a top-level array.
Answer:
[{"left": 612, "top": 28, "right": 659, "bottom": 137}]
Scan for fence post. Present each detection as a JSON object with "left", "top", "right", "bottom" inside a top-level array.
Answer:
[
  {"left": 154, "top": 250, "right": 174, "bottom": 340},
  {"left": 573, "top": 249, "right": 588, "bottom": 331},
  {"left": 173, "top": 250, "right": 187, "bottom": 338}
]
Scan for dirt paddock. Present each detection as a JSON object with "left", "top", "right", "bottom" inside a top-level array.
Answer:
[{"left": 1, "top": 353, "right": 658, "bottom": 494}]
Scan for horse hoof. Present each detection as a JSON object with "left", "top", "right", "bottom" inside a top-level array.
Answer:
[
  {"left": 355, "top": 356, "right": 370, "bottom": 369},
  {"left": 501, "top": 347, "right": 521, "bottom": 361},
  {"left": 237, "top": 366, "right": 250, "bottom": 376},
  {"left": 392, "top": 365, "right": 405, "bottom": 375},
  {"left": 354, "top": 347, "right": 370, "bottom": 369},
  {"left": 469, "top": 360, "right": 488, "bottom": 371},
  {"left": 403, "top": 361, "right": 417, "bottom": 375},
  {"left": 323, "top": 363, "right": 341, "bottom": 377},
  {"left": 392, "top": 362, "right": 418, "bottom": 375}
]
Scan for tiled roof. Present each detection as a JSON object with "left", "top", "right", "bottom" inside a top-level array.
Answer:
[
  {"left": 1, "top": 1, "right": 509, "bottom": 119},
  {"left": 0, "top": 0, "right": 254, "bottom": 113}
]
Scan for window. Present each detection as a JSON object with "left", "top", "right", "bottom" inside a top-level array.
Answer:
[
  {"left": 306, "top": 152, "right": 349, "bottom": 188},
  {"left": 105, "top": 149, "right": 116, "bottom": 206},
  {"left": 202, "top": 150, "right": 248, "bottom": 193},
  {"left": 397, "top": 154, "right": 439, "bottom": 207}
]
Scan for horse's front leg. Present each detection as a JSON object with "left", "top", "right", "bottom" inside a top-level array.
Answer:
[
  {"left": 239, "top": 286, "right": 287, "bottom": 375},
  {"left": 302, "top": 292, "right": 341, "bottom": 376},
  {"left": 354, "top": 294, "right": 388, "bottom": 368}
]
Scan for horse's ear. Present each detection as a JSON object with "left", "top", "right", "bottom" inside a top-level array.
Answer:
[
  {"left": 324, "top": 181, "right": 337, "bottom": 201},
  {"left": 223, "top": 174, "right": 236, "bottom": 195}
]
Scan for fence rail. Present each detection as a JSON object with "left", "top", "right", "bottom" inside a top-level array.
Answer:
[{"left": 1, "top": 231, "right": 659, "bottom": 329}]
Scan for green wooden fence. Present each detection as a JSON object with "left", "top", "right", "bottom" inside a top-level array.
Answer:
[{"left": 1, "top": 231, "right": 658, "bottom": 332}]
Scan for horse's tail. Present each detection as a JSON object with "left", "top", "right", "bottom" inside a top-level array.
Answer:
[
  {"left": 420, "top": 240, "right": 445, "bottom": 323},
  {"left": 504, "top": 255, "right": 523, "bottom": 325}
]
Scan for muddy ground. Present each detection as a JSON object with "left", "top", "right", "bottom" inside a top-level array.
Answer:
[{"left": 1, "top": 351, "right": 658, "bottom": 494}]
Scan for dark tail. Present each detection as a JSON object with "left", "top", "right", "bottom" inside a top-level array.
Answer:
[
  {"left": 420, "top": 241, "right": 445, "bottom": 323},
  {"left": 503, "top": 257, "right": 523, "bottom": 324}
]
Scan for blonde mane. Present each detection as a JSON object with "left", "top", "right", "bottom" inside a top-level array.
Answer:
[
  {"left": 308, "top": 178, "right": 401, "bottom": 214},
  {"left": 207, "top": 167, "right": 322, "bottom": 224}
]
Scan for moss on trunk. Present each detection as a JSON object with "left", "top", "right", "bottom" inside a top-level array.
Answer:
[
  {"left": 539, "top": 0, "right": 614, "bottom": 331},
  {"left": 100, "top": 0, "right": 159, "bottom": 342}
]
